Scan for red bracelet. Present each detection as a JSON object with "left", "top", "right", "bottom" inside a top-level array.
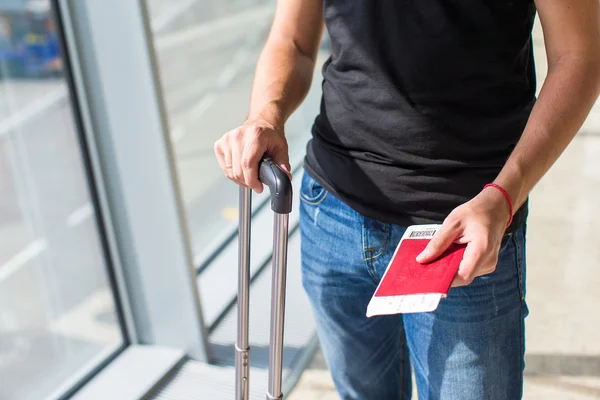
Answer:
[{"left": 483, "top": 183, "right": 513, "bottom": 228}]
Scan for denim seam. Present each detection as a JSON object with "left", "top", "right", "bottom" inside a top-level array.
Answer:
[
  {"left": 362, "top": 223, "right": 383, "bottom": 284},
  {"left": 519, "top": 306, "right": 526, "bottom": 397},
  {"left": 299, "top": 191, "right": 328, "bottom": 206},
  {"left": 513, "top": 232, "right": 526, "bottom": 302},
  {"left": 363, "top": 224, "right": 390, "bottom": 262}
]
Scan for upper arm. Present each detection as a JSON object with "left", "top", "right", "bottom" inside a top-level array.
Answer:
[
  {"left": 267, "top": 0, "right": 325, "bottom": 62},
  {"left": 535, "top": 0, "right": 600, "bottom": 66}
]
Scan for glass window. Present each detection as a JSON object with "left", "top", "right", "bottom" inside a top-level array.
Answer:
[
  {"left": 0, "top": 3, "right": 125, "bottom": 399},
  {"left": 146, "top": 0, "right": 327, "bottom": 264}
]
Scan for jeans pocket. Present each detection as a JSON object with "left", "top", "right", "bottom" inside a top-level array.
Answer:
[
  {"left": 440, "top": 231, "right": 524, "bottom": 322},
  {"left": 300, "top": 172, "right": 329, "bottom": 205},
  {"left": 362, "top": 217, "right": 391, "bottom": 284},
  {"left": 511, "top": 225, "right": 529, "bottom": 315}
]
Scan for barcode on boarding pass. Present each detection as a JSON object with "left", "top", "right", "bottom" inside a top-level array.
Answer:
[{"left": 409, "top": 229, "right": 437, "bottom": 238}]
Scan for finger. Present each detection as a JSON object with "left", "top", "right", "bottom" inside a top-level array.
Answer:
[
  {"left": 224, "top": 150, "right": 237, "bottom": 183},
  {"left": 229, "top": 134, "right": 245, "bottom": 185},
  {"left": 278, "top": 162, "right": 292, "bottom": 181},
  {"left": 416, "top": 221, "right": 460, "bottom": 263},
  {"left": 471, "top": 254, "right": 498, "bottom": 279},
  {"left": 221, "top": 136, "right": 246, "bottom": 186},
  {"left": 215, "top": 139, "right": 233, "bottom": 178},
  {"left": 271, "top": 146, "right": 292, "bottom": 181},
  {"left": 452, "top": 241, "right": 485, "bottom": 286},
  {"left": 450, "top": 276, "right": 469, "bottom": 288},
  {"left": 214, "top": 140, "right": 227, "bottom": 171},
  {"left": 241, "top": 139, "right": 266, "bottom": 193}
]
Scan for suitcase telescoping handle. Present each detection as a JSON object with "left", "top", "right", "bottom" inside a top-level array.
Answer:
[{"left": 236, "top": 158, "right": 293, "bottom": 400}]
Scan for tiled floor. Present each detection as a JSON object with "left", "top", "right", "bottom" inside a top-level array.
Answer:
[{"left": 288, "top": 18, "right": 600, "bottom": 400}]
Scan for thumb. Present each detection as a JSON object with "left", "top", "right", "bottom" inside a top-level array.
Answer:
[
  {"left": 271, "top": 150, "right": 292, "bottom": 181},
  {"left": 416, "top": 224, "right": 457, "bottom": 263}
]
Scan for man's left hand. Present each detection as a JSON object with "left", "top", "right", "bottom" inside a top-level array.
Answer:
[{"left": 415, "top": 187, "right": 512, "bottom": 287}]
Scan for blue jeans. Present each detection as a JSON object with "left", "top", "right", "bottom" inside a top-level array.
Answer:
[{"left": 299, "top": 171, "right": 529, "bottom": 400}]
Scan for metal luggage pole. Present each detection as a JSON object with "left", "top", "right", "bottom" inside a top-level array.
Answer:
[
  {"left": 236, "top": 185, "right": 252, "bottom": 400},
  {"left": 267, "top": 211, "right": 289, "bottom": 400},
  {"left": 236, "top": 159, "right": 293, "bottom": 400}
]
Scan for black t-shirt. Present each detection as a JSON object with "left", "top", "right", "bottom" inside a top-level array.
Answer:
[{"left": 304, "top": 0, "right": 537, "bottom": 231}]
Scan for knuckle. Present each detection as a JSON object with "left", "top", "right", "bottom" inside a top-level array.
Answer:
[
  {"left": 249, "top": 126, "right": 262, "bottom": 136},
  {"left": 231, "top": 128, "right": 244, "bottom": 140},
  {"left": 240, "top": 158, "right": 253, "bottom": 169},
  {"left": 445, "top": 213, "right": 458, "bottom": 223},
  {"left": 214, "top": 139, "right": 224, "bottom": 152},
  {"left": 458, "top": 270, "right": 473, "bottom": 283},
  {"left": 444, "top": 216, "right": 461, "bottom": 231}
]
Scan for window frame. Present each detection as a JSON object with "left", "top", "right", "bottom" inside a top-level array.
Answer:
[{"left": 49, "top": 0, "right": 212, "bottom": 397}]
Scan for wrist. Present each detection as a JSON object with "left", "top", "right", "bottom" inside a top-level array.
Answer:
[
  {"left": 246, "top": 101, "right": 286, "bottom": 134},
  {"left": 493, "top": 162, "right": 528, "bottom": 210},
  {"left": 481, "top": 183, "right": 513, "bottom": 228}
]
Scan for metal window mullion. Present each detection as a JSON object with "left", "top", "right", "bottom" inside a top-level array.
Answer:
[
  {"left": 53, "top": 0, "right": 138, "bottom": 346},
  {"left": 58, "top": 0, "right": 210, "bottom": 361}
]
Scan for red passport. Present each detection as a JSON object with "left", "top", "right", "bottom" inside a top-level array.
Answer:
[{"left": 366, "top": 225, "right": 466, "bottom": 316}]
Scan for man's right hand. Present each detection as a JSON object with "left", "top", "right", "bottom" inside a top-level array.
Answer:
[
  {"left": 214, "top": 119, "right": 291, "bottom": 194},
  {"left": 214, "top": 0, "right": 323, "bottom": 192}
]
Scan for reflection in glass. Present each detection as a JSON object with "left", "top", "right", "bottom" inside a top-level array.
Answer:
[
  {"left": 0, "top": 2, "right": 124, "bottom": 399},
  {"left": 146, "top": 0, "right": 327, "bottom": 263}
]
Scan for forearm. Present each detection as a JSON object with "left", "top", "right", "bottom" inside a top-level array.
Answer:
[
  {"left": 421, "top": 54, "right": 600, "bottom": 281},
  {"left": 246, "top": 38, "right": 318, "bottom": 131},
  {"left": 494, "top": 55, "right": 600, "bottom": 210}
]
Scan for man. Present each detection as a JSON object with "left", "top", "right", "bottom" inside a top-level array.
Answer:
[{"left": 215, "top": 1, "right": 600, "bottom": 399}]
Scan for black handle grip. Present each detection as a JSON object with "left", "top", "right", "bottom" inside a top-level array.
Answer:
[{"left": 259, "top": 158, "right": 293, "bottom": 214}]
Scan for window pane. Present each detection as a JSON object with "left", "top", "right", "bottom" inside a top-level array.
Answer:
[
  {"left": 0, "top": 4, "right": 125, "bottom": 399},
  {"left": 146, "top": 0, "right": 326, "bottom": 263}
]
